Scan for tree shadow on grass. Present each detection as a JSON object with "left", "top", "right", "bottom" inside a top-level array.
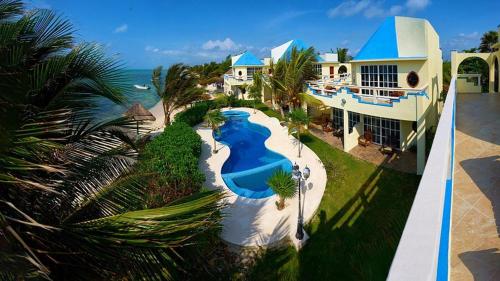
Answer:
[{"left": 248, "top": 133, "right": 420, "bottom": 281}]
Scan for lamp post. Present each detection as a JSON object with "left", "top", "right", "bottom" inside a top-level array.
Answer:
[{"left": 292, "top": 162, "right": 311, "bottom": 241}]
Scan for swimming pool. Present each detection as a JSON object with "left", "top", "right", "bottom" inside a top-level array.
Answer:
[{"left": 216, "top": 110, "right": 292, "bottom": 199}]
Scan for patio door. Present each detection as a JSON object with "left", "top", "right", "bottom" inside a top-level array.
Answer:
[
  {"left": 329, "top": 66, "right": 334, "bottom": 78},
  {"left": 363, "top": 115, "right": 401, "bottom": 148}
]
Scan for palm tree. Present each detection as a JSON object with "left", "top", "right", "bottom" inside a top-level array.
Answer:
[
  {"left": 479, "top": 30, "right": 499, "bottom": 53},
  {"left": 335, "top": 47, "right": 351, "bottom": 63},
  {"left": 269, "top": 47, "right": 318, "bottom": 115},
  {"left": 0, "top": 1, "right": 222, "bottom": 279},
  {"left": 267, "top": 169, "right": 296, "bottom": 210},
  {"left": 152, "top": 64, "right": 205, "bottom": 126},
  {"left": 205, "top": 109, "right": 226, "bottom": 153},
  {"left": 238, "top": 83, "right": 248, "bottom": 100},
  {"left": 288, "top": 108, "right": 310, "bottom": 158},
  {"left": 248, "top": 72, "right": 263, "bottom": 113}
]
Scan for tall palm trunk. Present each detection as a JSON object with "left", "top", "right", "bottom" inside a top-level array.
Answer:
[
  {"left": 163, "top": 101, "right": 171, "bottom": 126},
  {"left": 278, "top": 196, "right": 285, "bottom": 210},
  {"left": 297, "top": 129, "right": 301, "bottom": 158}
]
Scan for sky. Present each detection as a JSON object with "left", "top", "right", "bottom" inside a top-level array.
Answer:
[{"left": 27, "top": 0, "right": 500, "bottom": 69}]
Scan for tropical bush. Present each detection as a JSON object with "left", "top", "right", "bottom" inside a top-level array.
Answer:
[
  {"left": 267, "top": 169, "right": 297, "bottom": 210},
  {"left": 139, "top": 122, "right": 205, "bottom": 206},
  {"left": 175, "top": 101, "right": 215, "bottom": 126},
  {"left": 0, "top": 1, "right": 222, "bottom": 279}
]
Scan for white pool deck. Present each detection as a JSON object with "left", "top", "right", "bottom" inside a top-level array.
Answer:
[{"left": 196, "top": 107, "right": 327, "bottom": 247}]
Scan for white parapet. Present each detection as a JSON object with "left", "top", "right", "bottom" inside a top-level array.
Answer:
[{"left": 387, "top": 78, "right": 456, "bottom": 281}]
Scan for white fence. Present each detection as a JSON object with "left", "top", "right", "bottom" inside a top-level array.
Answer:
[{"left": 387, "top": 77, "right": 456, "bottom": 281}]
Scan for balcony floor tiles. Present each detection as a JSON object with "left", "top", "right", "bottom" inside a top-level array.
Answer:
[{"left": 451, "top": 93, "right": 500, "bottom": 281}]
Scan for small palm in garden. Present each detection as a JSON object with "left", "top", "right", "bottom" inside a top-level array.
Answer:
[
  {"left": 267, "top": 169, "right": 296, "bottom": 210},
  {"left": 248, "top": 73, "right": 263, "bottom": 113},
  {"left": 205, "top": 109, "right": 226, "bottom": 153},
  {"left": 288, "top": 108, "right": 310, "bottom": 157}
]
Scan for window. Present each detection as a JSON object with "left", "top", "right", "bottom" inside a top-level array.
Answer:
[
  {"left": 338, "top": 65, "right": 347, "bottom": 74},
  {"left": 407, "top": 71, "right": 419, "bottom": 88},
  {"left": 360, "top": 65, "right": 398, "bottom": 95},
  {"left": 332, "top": 107, "right": 343, "bottom": 129},
  {"left": 348, "top": 112, "right": 360, "bottom": 133},
  {"left": 363, "top": 115, "right": 400, "bottom": 148},
  {"left": 313, "top": 64, "right": 322, "bottom": 76},
  {"left": 247, "top": 67, "right": 261, "bottom": 79}
]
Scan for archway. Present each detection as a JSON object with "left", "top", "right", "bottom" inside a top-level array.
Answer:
[
  {"left": 495, "top": 56, "right": 499, "bottom": 93},
  {"left": 457, "top": 57, "right": 489, "bottom": 93}
]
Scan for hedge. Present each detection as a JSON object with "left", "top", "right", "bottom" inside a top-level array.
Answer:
[
  {"left": 174, "top": 101, "right": 215, "bottom": 126},
  {"left": 139, "top": 122, "right": 205, "bottom": 203}
]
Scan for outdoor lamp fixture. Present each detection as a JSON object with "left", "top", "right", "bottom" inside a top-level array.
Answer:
[{"left": 292, "top": 163, "right": 311, "bottom": 241}]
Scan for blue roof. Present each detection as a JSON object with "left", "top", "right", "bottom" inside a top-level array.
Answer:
[
  {"left": 354, "top": 17, "right": 399, "bottom": 61},
  {"left": 233, "top": 52, "right": 263, "bottom": 66}
]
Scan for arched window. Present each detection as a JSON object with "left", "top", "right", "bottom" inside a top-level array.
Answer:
[
  {"left": 338, "top": 65, "right": 347, "bottom": 74},
  {"left": 407, "top": 71, "right": 419, "bottom": 88},
  {"left": 238, "top": 70, "right": 242, "bottom": 76}
]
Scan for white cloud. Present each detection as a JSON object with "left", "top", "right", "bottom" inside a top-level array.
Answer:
[
  {"left": 202, "top": 38, "right": 240, "bottom": 51},
  {"left": 328, "top": 0, "right": 428, "bottom": 19},
  {"left": 458, "top": 32, "right": 479, "bottom": 40},
  {"left": 327, "top": 0, "right": 370, "bottom": 18},
  {"left": 444, "top": 31, "right": 480, "bottom": 50},
  {"left": 406, "top": 0, "right": 430, "bottom": 11},
  {"left": 341, "top": 40, "right": 350, "bottom": 46},
  {"left": 114, "top": 24, "right": 128, "bottom": 33}
]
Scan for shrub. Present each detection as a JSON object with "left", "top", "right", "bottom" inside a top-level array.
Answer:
[
  {"left": 174, "top": 100, "right": 215, "bottom": 126},
  {"left": 139, "top": 122, "right": 205, "bottom": 205}
]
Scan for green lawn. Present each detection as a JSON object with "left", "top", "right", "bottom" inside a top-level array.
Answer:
[
  {"left": 247, "top": 132, "right": 420, "bottom": 281},
  {"left": 255, "top": 103, "right": 284, "bottom": 121}
]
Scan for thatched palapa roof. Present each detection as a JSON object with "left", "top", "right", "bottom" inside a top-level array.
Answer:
[{"left": 124, "top": 103, "right": 156, "bottom": 121}]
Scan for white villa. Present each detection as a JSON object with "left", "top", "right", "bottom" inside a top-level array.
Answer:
[{"left": 224, "top": 16, "right": 442, "bottom": 174}]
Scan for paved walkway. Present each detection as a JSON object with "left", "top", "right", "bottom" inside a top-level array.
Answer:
[
  {"left": 451, "top": 93, "right": 500, "bottom": 281},
  {"left": 196, "top": 108, "right": 327, "bottom": 247}
]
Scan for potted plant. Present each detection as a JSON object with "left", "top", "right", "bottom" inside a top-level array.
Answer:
[
  {"left": 204, "top": 109, "right": 226, "bottom": 153},
  {"left": 267, "top": 169, "right": 296, "bottom": 210}
]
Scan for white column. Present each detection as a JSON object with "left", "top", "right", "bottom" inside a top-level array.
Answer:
[
  {"left": 342, "top": 108, "right": 349, "bottom": 152},
  {"left": 489, "top": 61, "right": 495, "bottom": 93}
]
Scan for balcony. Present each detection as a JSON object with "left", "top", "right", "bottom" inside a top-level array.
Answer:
[
  {"left": 223, "top": 74, "right": 254, "bottom": 86},
  {"left": 306, "top": 83, "right": 431, "bottom": 121}
]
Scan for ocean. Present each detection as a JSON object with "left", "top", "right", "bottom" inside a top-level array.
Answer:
[{"left": 94, "top": 69, "right": 161, "bottom": 120}]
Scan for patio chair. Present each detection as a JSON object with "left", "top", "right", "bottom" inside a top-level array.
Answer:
[
  {"left": 333, "top": 126, "right": 343, "bottom": 138},
  {"left": 380, "top": 135, "right": 399, "bottom": 155},
  {"left": 358, "top": 129, "right": 372, "bottom": 147}
]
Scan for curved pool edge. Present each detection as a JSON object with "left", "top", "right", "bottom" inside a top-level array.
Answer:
[
  {"left": 195, "top": 107, "right": 327, "bottom": 247},
  {"left": 218, "top": 110, "right": 293, "bottom": 199}
]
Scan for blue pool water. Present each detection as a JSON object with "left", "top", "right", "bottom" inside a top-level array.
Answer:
[{"left": 216, "top": 111, "right": 292, "bottom": 199}]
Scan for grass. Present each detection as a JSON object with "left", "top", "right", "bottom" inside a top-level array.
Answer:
[
  {"left": 246, "top": 121, "right": 420, "bottom": 280},
  {"left": 255, "top": 103, "right": 284, "bottom": 121}
]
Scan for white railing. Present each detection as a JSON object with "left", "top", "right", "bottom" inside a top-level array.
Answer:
[
  {"left": 351, "top": 85, "right": 428, "bottom": 104},
  {"left": 306, "top": 83, "right": 429, "bottom": 105},
  {"left": 223, "top": 74, "right": 254, "bottom": 85},
  {"left": 387, "top": 77, "right": 456, "bottom": 281}
]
